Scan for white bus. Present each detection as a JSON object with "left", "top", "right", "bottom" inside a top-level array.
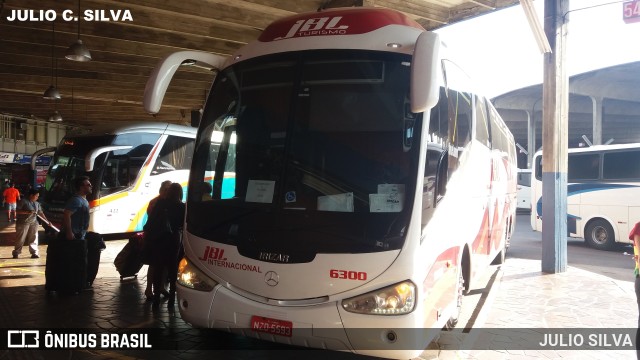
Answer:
[
  {"left": 145, "top": 7, "right": 517, "bottom": 358},
  {"left": 531, "top": 143, "right": 640, "bottom": 250},
  {"left": 37, "top": 122, "right": 196, "bottom": 239}
]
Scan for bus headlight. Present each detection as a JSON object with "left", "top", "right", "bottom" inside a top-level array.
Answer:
[
  {"left": 341, "top": 281, "right": 416, "bottom": 315},
  {"left": 177, "top": 257, "right": 217, "bottom": 291}
]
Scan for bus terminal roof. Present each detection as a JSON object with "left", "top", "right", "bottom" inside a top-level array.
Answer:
[{"left": 0, "top": 0, "right": 519, "bottom": 127}]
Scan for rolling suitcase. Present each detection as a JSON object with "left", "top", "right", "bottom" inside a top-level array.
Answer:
[
  {"left": 86, "top": 232, "right": 106, "bottom": 286},
  {"left": 114, "top": 236, "right": 144, "bottom": 281},
  {"left": 45, "top": 237, "right": 87, "bottom": 294}
]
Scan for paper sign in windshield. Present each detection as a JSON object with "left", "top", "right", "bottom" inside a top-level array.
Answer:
[
  {"left": 370, "top": 184, "right": 405, "bottom": 212},
  {"left": 317, "top": 192, "right": 354, "bottom": 212},
  {"left": 245, "top": 180, "right": 275, "bottom": 203}
]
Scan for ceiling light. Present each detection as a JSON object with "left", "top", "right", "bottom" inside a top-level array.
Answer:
[
  {"left": 43, "top": 85, "right": 61, "bottom": 100},
  {"left": 65, "top": 0, "right": 92, "bottom": 61},
  {"left": 66, "top": 39, "right": 92, "bottom": 62},
  {"left": 43, "top": 21, "right": 62, "bottom": 100},
  {"left": 48, "top": 110, "right": 63, "bottom": 122}
]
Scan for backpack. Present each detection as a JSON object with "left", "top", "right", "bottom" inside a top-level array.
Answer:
[{"left": 143, "top": 204, "right": 173, "bottom": 241}]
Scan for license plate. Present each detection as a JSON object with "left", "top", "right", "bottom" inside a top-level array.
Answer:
[{"left": 250, "top": 316, "right": 293, "bottom": 337}]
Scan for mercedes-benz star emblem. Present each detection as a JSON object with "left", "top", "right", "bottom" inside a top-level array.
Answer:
[{"left": 265, "top": 271, "right": 279, "bottom": 287}]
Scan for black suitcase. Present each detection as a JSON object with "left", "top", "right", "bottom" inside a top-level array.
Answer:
[
  {"left": 45, "top": 238, "right": 88, "bottom": 294},
  {"left": 114, "top": 237, "right": 143, "bottom": 281},
  {"left": 86, "top": 232, "right": 106, "bottom": 286}
]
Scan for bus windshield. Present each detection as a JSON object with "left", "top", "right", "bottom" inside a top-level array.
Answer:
[
  {"left": 44, "top": 135, "right": 115, "bottom": 204},
  {"left": 43, "top": 132, "right": 161, "bottom": 208},
  {"left": 188, "top": 50, "right": 421, "bottom": 256}
]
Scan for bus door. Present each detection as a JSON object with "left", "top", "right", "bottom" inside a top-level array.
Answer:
[{"left": 97, "top": 144, "right": 153, "bottom": 232}]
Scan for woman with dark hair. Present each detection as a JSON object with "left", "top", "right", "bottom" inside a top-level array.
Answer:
[{"left": 147, "top": 182, "right": 185, "bottom": 309}]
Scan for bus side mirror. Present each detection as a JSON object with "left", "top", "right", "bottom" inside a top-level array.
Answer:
[
  {"left": 85, "top": 145, "right": 132, "bottom": 172},
  {"left": 144, "top": 51, "right": 229, "bottom": 114},
  {"left": 31, "top": 147, "right": 56, "bottom": 170},
  {"left": 410, "top": 32, "right": 440, "bottom": 113}
]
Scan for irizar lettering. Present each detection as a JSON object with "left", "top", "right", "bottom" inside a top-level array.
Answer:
[
  {"left": 259, "top": 252, "right": 290, "bottom": 263},
  {"left": 276, "top": 16, "right": 348, "bottom": 40}
]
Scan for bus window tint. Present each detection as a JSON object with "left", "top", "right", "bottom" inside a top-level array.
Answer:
[
  {"left": 99, "top": 133, "right": 160, "bottom": 196},
  {"left": 568, "top": 153, "right": 600, "bottom": 181},
  {"left": 475, "top": 96, "right": 490, "bottom": 147},
  {"left": 603, "top": 150, "right": 640, "bottom": 180},
  {"left": 152, "top": 135, "right": 195, "bottom": 175}
]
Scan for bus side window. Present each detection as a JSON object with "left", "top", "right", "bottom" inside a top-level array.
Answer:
[
  {"left": 422, "top": 146, "right": 448, "bottom": 227},
  {"left": 152, "top": 135, "right": 195, "bottom": 175}
]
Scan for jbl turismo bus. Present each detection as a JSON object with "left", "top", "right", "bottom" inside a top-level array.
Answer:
[
  {"left": 145, "top": 7, "right": 517, "bottom": 358},
  {"left": 37, "top": 122, "right": 196, "bottom": 239},
  {"left": 531, "top": 143, "right": 640, "bottom": 250}
]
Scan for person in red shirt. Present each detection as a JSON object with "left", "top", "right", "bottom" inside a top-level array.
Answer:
[{"left": 3, "top": 183, "right": 20, "bottom": 222}]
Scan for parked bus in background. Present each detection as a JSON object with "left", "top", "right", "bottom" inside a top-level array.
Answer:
[
  {"left": 37, "top": 122, "right": 196, "bottom": 240},
  {"left": 517, "top": 168, "right": 532, "bottom": 212},
  {"left": 145, "top": 7, "right": 517, "bottom": 359},
  {"left": 532, "top": 143, "right": 640, "bottom": 250}
]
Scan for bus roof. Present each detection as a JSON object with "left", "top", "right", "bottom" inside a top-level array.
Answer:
[
  {"left": 228, "top": 7, "right": 426, "bottom": 65},
  {"left": 65, "top": 122, "right": 197, "bottom": 138}
]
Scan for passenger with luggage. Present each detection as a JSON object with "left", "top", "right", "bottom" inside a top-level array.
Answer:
[
  {"left": 143, "top": 180, "right": 172, "bottom": 300},
  {"left": 62, "top": 176, "right": 91, "bottom": 241},
  {"left": 12, "top": 189, "right": 49, "bottom": 259},
  {"left": 45, "top": 176, "right": 92, "bottom": 294},
  {"left": 146, "top": 182, "right": 185, "bottom": 309}
]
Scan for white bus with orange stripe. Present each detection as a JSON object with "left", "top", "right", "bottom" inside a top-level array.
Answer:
[
  {"left": 40, "top": 122, "right": 196, "bottom": 240},
  {"left": 145, "top": 7, "right": 516, "bottom": 358}
]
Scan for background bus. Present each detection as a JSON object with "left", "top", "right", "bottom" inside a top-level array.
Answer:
[
  {"left": 531, "top": 143, "right": 640, "bottom": 250},
  {"left": 40, "top": 122, "right": 196, "bottom": 240},
  {"left": 517, "top": 168, "right": 532, "bottom": 212},
  {"left": 146, "top": 7, "right": 516, "bottom": 359}
]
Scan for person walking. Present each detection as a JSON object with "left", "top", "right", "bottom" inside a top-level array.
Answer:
[
  {"left": 143, "top": 180, "right": 172, "bottom": 301},
  {"left": 12, "top": 189, "right": 50, "bottom": 259},
  {"left": 3, "top": 182, "right": 20, "bottom": 222},
  {"left": 629, "top": 222, "right": 640, "bottom": 359},
  {"left": 147, "top": 182, "right": 185, "bottom": 309},
  {"left": 62, "top": 176, "right": 91, "bottom": 241}
]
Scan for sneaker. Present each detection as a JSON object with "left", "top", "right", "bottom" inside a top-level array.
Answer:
[{"left": 31, "top": 254, "right": 39, "bottom": 259}]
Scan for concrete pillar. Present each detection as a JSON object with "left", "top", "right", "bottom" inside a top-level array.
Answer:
[
  {"left": 541, "top": 0, "right": 569, "bottom": 273},
  {"left": 525, "top": 109, "right": 534, "bottom": 168},
  {"left": 590, "top": 95, "right": 603, "bottom": 146}
]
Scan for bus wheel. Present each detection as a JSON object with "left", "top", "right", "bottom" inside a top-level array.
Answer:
[
  {"left": 491, "top": 229, "right": 508, "bottom": 265},
  {"left": 445, "top": 268, "right": 464, "bottom": 330},
  {"left": 585, "top": 219, "right": 615, "bottom": 251}
]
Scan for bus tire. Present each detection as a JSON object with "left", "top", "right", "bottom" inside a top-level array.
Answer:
[
  {"left": 491, "top": 228, "right": 508, "bottom": 265},
  {"left": 445, "top": 267, "right": 464, "bottom": 330},
  {"left": 585, "top": 219, "right": 615, "bottom": 251},
  {"left": 491, "top": 245, "right": 506, "bottom": 265}
]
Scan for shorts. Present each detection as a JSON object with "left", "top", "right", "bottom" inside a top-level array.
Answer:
[{"left": 6, "top": 202, "right": 16, "bottom": 211}]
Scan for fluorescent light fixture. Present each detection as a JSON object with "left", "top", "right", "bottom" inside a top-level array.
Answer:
[{"left": 520, "top": 0, "right": 552, "bottom": 54}]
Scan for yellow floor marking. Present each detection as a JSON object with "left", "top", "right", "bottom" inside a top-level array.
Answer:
[{"left": 0, "top": 264, "right": 45, "bottom": 275}]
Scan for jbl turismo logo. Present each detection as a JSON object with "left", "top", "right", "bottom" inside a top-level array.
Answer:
[{"left": 275, "top": 16, "right": 348, "bottom": 40}]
